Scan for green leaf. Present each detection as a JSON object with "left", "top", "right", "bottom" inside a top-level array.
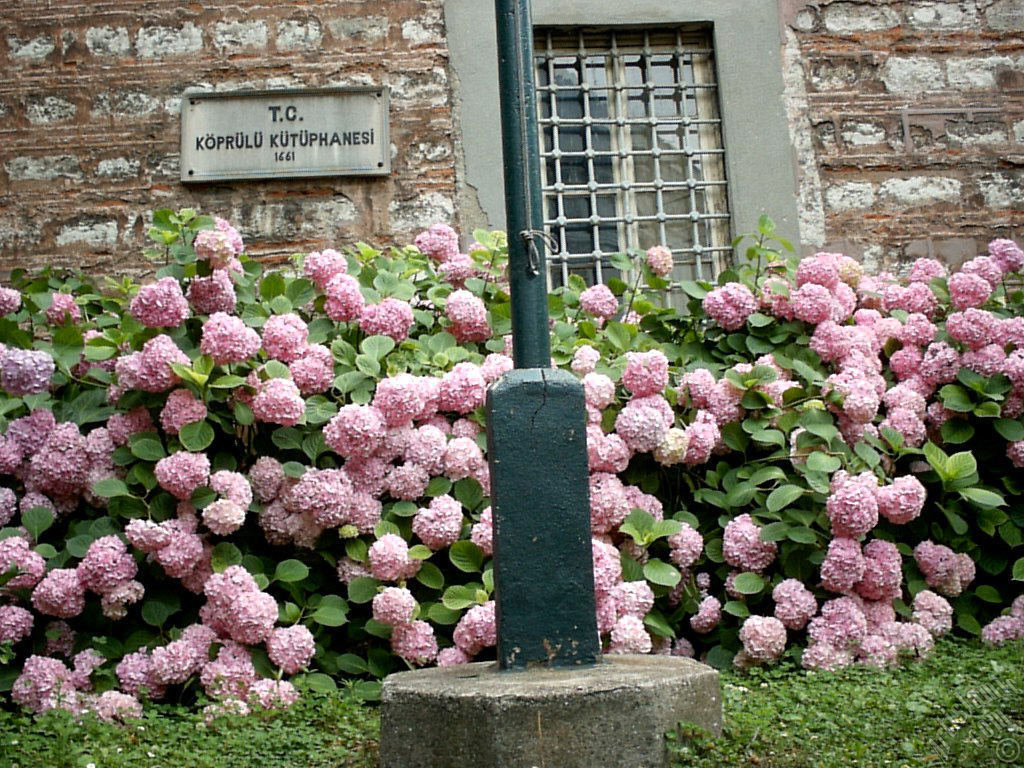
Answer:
[
  {"left": 679, "top": 280, "right": 709, "bottom": 300},
  {"left": 427, "top": 603, "right": 461, "bottom": 625},
  {"left": 994, "top": 419, "right": 1024, "bottom": 442},
  {"left": 956, "top": 613, "right": 982, "bottom": 636},
  {"left": 786, "top": 526, "right": 818, "bottom": 544},
  {"left": 361, "top": 335, "right": 396, "bottom": 360},
  {"left": 442, "top": 585, "right": 479, "bottom": 611},
  {"left": 129, "top": 433, "right": 166, "bottom": 461},
  {"left": 272, "top": 427, "right": 304, "bottom": 452},
  {"left": 91, "top": 477, "right": 132, "bottom": 498},
  {"left": 449, "top": 540, "right": 484, "bottom": 573},
  {"left": 643, "top": 609, "right": 676, "bottom": 639},
  {"left": 259, "top": 272, "right": 286, "bottom": 300},
  {"left": 806, "top": 452, "right": 841, "bottom": 473},
  {"left": 605, "top": 322, "right": 631, "bottom": 352},
  {"left": 939, "top": 385, "right": 974, "bottom": 413},
  {"left": 643, "top": 558, "right": 682, "bottom": 588},
  {"left": 1012, "top": 558, "right": 1024, "bottom": 581},
  {"left": 416, "top": 561, "right": 444, "bottom": 590},
  {"left": 767, "top": 485, "right": 804, "bottom": 513},
  {"left": 958, "top": 488, "right": 1005, "bottom": 508},
  {"left": 263, "top": 360, "right": 291, "bottom": 379},
  {"left": 178, "top": 420, "right": 215, "bottom": 452},
  {"left": 296, "top": 673, "right": 337, "bottom": 694},
  {"left": 940, "top": 419, "right": 974, "bottom": 445},
  {"left": 141, "top": 597, "right": 180, "bottom": 628},
  {"left": 945, "top": 451, "right": 977, "bottom": 481},
  {"left": 22, "top": 506, "right": 54, "bottom": 540},
  {"left": 347, "top": 577, "right": 380, "bottom": 603},
  {"left": 759, "top": 521, "right": 792, "bottom": 542},
  {"left": 723, "top": 600, "right": 750, "bottom": 618},
  {"left": 973, "top": 401, "right": 1001, "bottom": 419},
  {"left": 274, "top": 559, "right": 310, "bottom": 583},
  {"left": 731, "top": 571, "right": 764, "bottom": 595},
  {"left": 355, "top": 354, "right": 381, "bottom": 377},
  {"left": 408, "top": 544, "right": 433, "bottom": 561},
  {"left": 210, "top": 542, "right": 243, "bottom": 573},
  {"left": 210, "top": 374, "right": 247, "bottom": 389},
  {"left": 424, "top": 477, "right": 452, "bottom": 497},
  {"left": 974, "top": 585, "right": 1001, "bottom": 603},
  {"left": 312, "top": 595, "right": 349, "bottom": 627}
]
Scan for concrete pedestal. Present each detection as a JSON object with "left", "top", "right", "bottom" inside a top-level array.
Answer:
[{"left": 380, "top": 656, "right": 722, "bottom": 768}]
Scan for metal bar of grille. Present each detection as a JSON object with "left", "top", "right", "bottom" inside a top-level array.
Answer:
[{"left": 536, "top": 26, "right": 732, "bottom": 301}]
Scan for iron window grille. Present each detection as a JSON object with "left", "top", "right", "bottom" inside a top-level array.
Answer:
[{"left": 535, "top": 27, "right": 733, "bottom": 304}]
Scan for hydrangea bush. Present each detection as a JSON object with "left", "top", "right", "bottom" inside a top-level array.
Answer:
[{"left": 0, "top": 209, "right": 1022, "bottom": 721}]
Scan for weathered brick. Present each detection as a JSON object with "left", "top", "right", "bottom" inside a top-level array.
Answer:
[
  {"left": 825, "top": 182, "right": 876, "bottom": 213},
  {"left": 0, "top": 216, "right": 42, "bottom": 251},
  {"left": 878, "top": 177, "right": 961, "bottom": 207},
  {"left": 213, "top": 20, "right": 268, "bottom": 52},
  {"left": 326, "top": 16, "right": 389, "bottom": 44},
  {"left": 55, "top": 219, "right": 118, "bottom": 248},
  {"left": 947, "top": 55, "right": 1024, "bottom": 90},
  {"left": 388, "top": 191, "right": 455, "bottom": 235},
  {"left": 25, "top": 95, "right": 76, "bottom": 125},
  {"left": 879, "top": 56, "right": 946, "bottom": 96},
  {"left": 985, "top": 0, "right": 1024, "bottom": 31},
  {"left": 907, "top": 3, "right": 979, "bottom": 29},
  {"left": 6, "top": 155, "right": 83, "bottom": 182},
  {"left": 944, "top": 120, "right": 1009, "bottom": 148},
  {"left": 136, "top": 23, "right": 203, "bottom": 59},
  {"left": 1014, "top": 119, "right": 1024, "bottom": 144},
  {"left": 840, "top": 121, "right": 887, "bottom": 147},
  {"left": 97, "top": 157, "right": 141, "bottom": 179},
  {"left": 978, "top": 173, "right": 1023, "bottom": 209},
  {"left": 6, "top": 34, "right": 55, "bottom": 61},
  {"left": 92, "top": 90, "right": 161, "bottom": 119},
  {"left": 276, "top": 18, "right": 323, "bottom": 51},
  {"left": 85, "top": 26, "right": 131, "bottom": 57},
  {"left": 389, "top": 68, "right": 449, "bottom": 108},
  {"left": 822, "top": 3, "right": 900, "bottom": 33},
  {"left": 402, "top": 20, "right": 440, "bottom": 46}
]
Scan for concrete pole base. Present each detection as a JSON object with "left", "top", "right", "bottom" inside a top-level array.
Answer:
[{"left": 380, "top": 655, "right": 722, "bottom": 768}]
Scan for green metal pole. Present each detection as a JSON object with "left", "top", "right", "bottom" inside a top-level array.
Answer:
[{"left": 494, "top": 0, "right": 550, "bottom": 369}]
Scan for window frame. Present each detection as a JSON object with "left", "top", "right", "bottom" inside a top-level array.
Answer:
[{"left": 445, "top": 0, "right": 800, "bottom": 267}]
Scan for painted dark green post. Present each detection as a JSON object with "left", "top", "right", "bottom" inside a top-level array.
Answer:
[{"left": 487, "top": 0, "right": 600, "bottom": 670}]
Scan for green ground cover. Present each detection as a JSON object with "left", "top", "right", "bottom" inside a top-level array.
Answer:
[{"left": 2, "top": 638, "right": 1020, "bottom": 768}]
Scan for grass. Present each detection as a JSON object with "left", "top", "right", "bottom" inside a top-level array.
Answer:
[
  {"left": 670, "top": 638, "right": 1024, "bottom": 768},
  {"left": 1, "top": 639, "right": 1020, "bottom": 768}
]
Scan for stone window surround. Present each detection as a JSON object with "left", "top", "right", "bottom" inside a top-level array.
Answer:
[{"left": 445, "top": 0, "right": 801, "bottom": 256}]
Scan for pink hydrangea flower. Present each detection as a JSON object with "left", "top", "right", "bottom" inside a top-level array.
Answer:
[
  {"left": 0, "top": 605, "right": 34, "bottom": 644},
  {"left": 160, "top": 388, "right": 207, "bottom": 435},
  {"left": 304, "top": 248, "right": 347, "bottom": 289},
  {"left": 202, "top": 499, "right": 246, "bottom": 535},
  {"left": 266, "top": 625, "right": 315, "bottom": 674},
  {"left": 437, "top": 363, "right": 488, "bottom": 414},
  {"left": 93, "top": 691, "right": 143, "bottom": 722},
  {"left": 989, "top": 238, "right": 1024, "bottom": 274},
  {"left": 12, "top": 655, "right": 78, "bottom": 714},
  {"left": 453, "top": 601, "right": 496, "bottom": 656},
  {"left": 415, "top": 224, "right": 459, "bottom": 263},
  {"left": 0, "top": 286, "right": 22, "bottom": 315},
  {"left": 155, "top": 451, "right": 210, "bottom": 500},
  {"left": 283, "top": 468, "right": 353, "bottom": 529},
  {"left": 252, "top": 378, "right": 305, "bottom": 427},
  {"left": 913, "top": 541, "right": 974, "bottom": 597},
  {"left": 981, "top": 615, "right": 1024, "bottom": 647},
  {"left": 187, "top": 270, "right": 236, "bottom": 315},
  {"left": 248, "top": 679, "right": 300, "bottom": 710},
  {"left": 723, "top": 514, "right": 777, "bottom": 572},
  {"left": 200, "top": 641, "right": 257, "bottom": 699},
  {"left": 855, "top": 539, "right": 903, "bottom": 602},
  {"left": 290, "top": 345, "right": 334, "bottom": 396},
  {"left": 579, "top": 283, "right": 619, "bottom": 320},
  {"left": 739, "top": 616, "right": 787, "bottom": 663},
  {"left": 324, "top": 404, "right": 387, "bottom": 458},
  {"left": 773, "top": 579, "right": 817, "bottom": 630},
  {"left": 470, "top": 506, "right": 493, "bottom": 556},
  {"left": 1, "top": 348, "right": 55, "bottom": 396},
  {"left": 391, "top": 620, "right": 438, "bottom": 665},
  {"left": 790, "top": 283, "right": 834, "bottom": 325},
  {"left": 446, "top": 290, "right": 490, "bottom": 342},
  {"left": 46, "top": 293, "right": 81, "bottom": 325},
  {"left": 826, "top": 476, "right": 878, "bottom": 538},
  {"left": 607, "top": 615, "right": 653, "bottom": 654},
  {"left": 31, "top": 569, "right": 86, "bottom": 618},
  {"left": 948, "top": 272, "right": 991, "bottom": 310},
  {"left": 368, "top": 534, "right": 418, "bottom": 582},
  {"left": 360, "top": 298, "right": 414, "bottom": 342},
  {"left": 412, "top": 495, "right": 463, "bottom": 550},
  {"left": 876, "top": 475, "right": 926, "bottom": 524},
  {"left": 372, "top": 586, "right": 417, "bottom": 626},
  {"left": 199, "top": 313, "right": 260, "bottom": 365},
  {"left": 821, "top": 537, "right": 866, "bottom": 594},
  {"left": 911, "top": 590, "right": 953, "bottom": 637},
  {"left": 646, "top": 245, "right": 674, "bottom": 277},
  {"left": 130, "top": 277, "right": 190, "bottom": 328},
  {"left": 324, "top": 274, "right": 365, "bottom": 323},
  {"left": 612, "top": 581, "right": 655, "bottom": 621},
  {"left": 690, "top": 596, "right": 722, "bottom": 634},
  {"left": 703, "top": 283, "right": 757, "bottom": 330},
  {"left": 77, "top": 535, "right": 137, "bottom": 595},
  {"left": 591, "top": 537, "right": 622, "bottom": 593},
  {"left": 262, "top": 314, "right": 308, "bottom": 363},
  {"left": 621, "top": 350, "right": 669, "bottom": 397}
]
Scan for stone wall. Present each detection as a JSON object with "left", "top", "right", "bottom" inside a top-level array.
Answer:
[
  {"left": 782, "top": 0, "right": 1024, "bottom": 271},
  {"left": 0, "top": 1, "right": 453, "bottom": 274},
  {"left": 1, "top": 0, "right": 1021, "bottom": 276}
]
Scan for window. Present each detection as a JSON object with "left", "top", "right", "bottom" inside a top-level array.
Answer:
[{"left": 535, "top": 27, "right": 732, "bottom": 300}]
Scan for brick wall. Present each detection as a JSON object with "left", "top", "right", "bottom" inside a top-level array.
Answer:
[
  {"left": 1, "top": 0, "right": 1022, "bottom": 276},
  {"left": 0, "top": 1, "right": 454, "bottom": 274},
  {"left": 782, "top": 0, "right": 1024, "bottom": 271}
]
